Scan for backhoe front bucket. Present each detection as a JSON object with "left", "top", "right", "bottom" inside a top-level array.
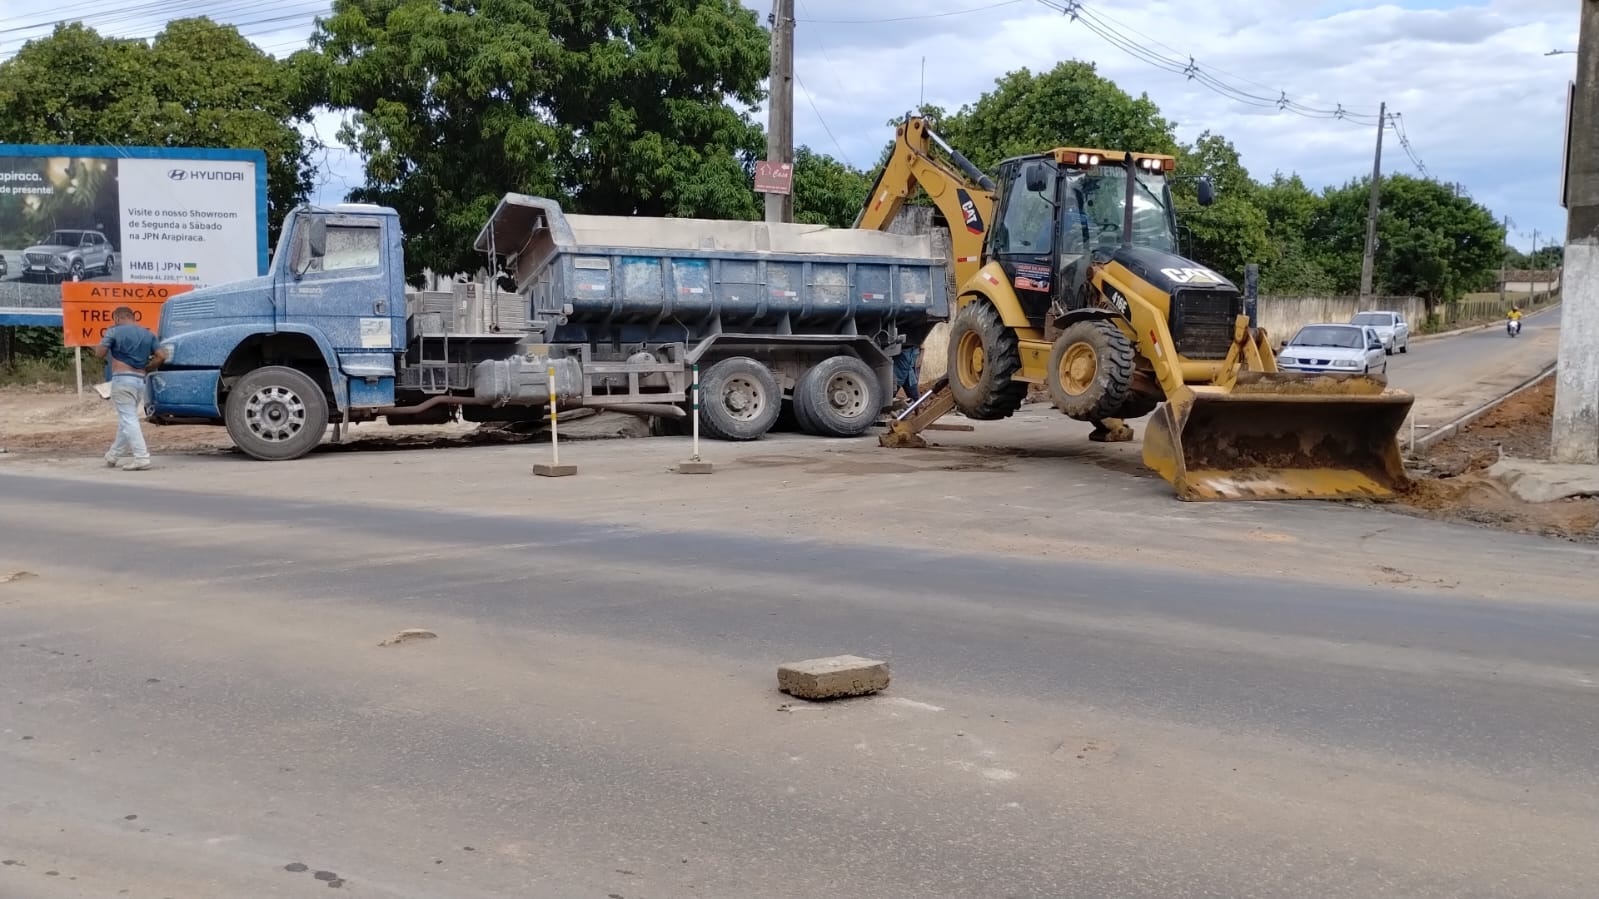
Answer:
[{"left": 1142, "top": 373, "right": 1415, "bottom": 501}]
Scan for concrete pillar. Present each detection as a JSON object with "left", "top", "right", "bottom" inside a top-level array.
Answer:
[{"left": 1552, "top": 0, "right": 1599, "bottom": 464}]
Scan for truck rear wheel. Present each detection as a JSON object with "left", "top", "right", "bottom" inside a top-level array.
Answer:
[
  {"left": 1047, "top": 320, "right": 1135, "bottom": 421},
  {"left": 225, "top": 365, "right": 329, "bottom": 461},
  {"left": 794, "top": 355, "right": 881, "bottom": 437},
  {"left": 947, "top": 300, "right": 1027, "bottom": 420},
  {"left": 699, "top": 356, "right": 781, "bottom": 441}
]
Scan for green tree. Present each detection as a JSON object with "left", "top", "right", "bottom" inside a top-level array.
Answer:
[
  {"left": 936, "top": 61, "right": 1178, "bottom": 169},
  {"left": 303, "top": 0, "right": 769, "bottom": 278},
  {"left": 1311, "top": 174, "right": 1502, "bottom": 312},
  {"left": 1255, "top": 173, "right": 1335, "bottom": 295},
  {"left": 791, "top": 147, "right": 870, "bottom": 228},
  {"left": 1172, "top": 131, "right": 1270, "bottom": 282},
  {"left": 0, "top": 20, "right": 316, "bottom": 239}
]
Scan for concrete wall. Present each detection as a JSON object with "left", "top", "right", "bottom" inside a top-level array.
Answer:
[{"left": 1256, "top": 295, "right": 1427, "bottom": 347}]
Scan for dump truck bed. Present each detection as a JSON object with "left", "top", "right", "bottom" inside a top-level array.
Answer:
[{"left": 473, "top": 194, "right": 949, "bottom": 336}]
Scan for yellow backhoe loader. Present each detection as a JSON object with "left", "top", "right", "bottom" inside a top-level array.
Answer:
[{"left": 857, "top": 116, "right": 1414, "bottom": 501}]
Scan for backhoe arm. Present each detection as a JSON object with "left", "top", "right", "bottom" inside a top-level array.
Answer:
[{"left": 854, "top": 117, "right": 995, "bottom": 288}]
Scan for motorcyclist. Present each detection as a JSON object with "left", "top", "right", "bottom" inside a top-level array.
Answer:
[
  {"left": 1508, "top": 306, "right": 1523, "bottom": 323},
  {"left": 1507, "top": 305, "right": 1523, "bottom": 336}
]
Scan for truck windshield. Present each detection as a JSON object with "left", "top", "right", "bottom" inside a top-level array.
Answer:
[{"left": 1062, "top": 169, "right": 1177, "bottom": 255}]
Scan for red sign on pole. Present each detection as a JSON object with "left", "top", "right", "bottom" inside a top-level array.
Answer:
[{"left": 754, "top": 161, "right": 794, "bottom": 195}]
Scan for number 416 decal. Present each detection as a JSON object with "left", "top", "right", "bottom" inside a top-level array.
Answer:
[{"left": 1161, "top": 266, "right": 1224, "bottom": 284}]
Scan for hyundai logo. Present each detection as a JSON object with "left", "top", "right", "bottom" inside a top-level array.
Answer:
[{"left": 166, "top": 169, "right": 244, "bottom": 182}]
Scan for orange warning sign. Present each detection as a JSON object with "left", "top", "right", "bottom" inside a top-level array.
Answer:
[{"left": 59, "top": 282, "right": 193, "bottom": 347}]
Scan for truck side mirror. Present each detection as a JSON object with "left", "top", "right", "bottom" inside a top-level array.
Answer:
[
  {"left": 1025, "top": 163, "right": 1049, "bottom": 194},
  {"left": 1197, "top": 177, "right": 1215, "bottom": 207},
  {"left": 308, "top": 217, "right": 328, "bottom": 259}
]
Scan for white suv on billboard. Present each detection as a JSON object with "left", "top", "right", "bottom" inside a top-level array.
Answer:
[{"left": 21, "top": 229, "right": 117, "bottom": 281}]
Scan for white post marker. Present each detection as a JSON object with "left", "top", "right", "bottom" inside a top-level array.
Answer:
[
  {"left": 676, "top": 363, "right": 714, "bottom": 474},
  {"left": 74, "top": 346, "right": 83, "bottom": 398},
  {"left": 533, "top": 364, "right": 577, "bottom": 477}
]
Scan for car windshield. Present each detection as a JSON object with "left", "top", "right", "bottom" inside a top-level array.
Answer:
[
  {"left": 45, "top": 231, "right": 84, "bottom": 245},
  {"left": 1351, "top": 313, "right": 1392, "bottom": 326},
  {"left": 1291, "top": 326, "right": 1364, "bottom": 349}
]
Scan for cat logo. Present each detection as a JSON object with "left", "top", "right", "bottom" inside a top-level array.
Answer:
[
  {"left": 955, "top": 188, "right": 985, "bottom": 235},
  {"left": 1161, "top": 266, "right": 1225, "bottom": 285}
]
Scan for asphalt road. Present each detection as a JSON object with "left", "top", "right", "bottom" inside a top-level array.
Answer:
[
  {"left": 1385, "top": 304, "right": 1561, "bottom": 427},
  {"left": 3, "top": 468, "right": 1597, "bottom": 898}
]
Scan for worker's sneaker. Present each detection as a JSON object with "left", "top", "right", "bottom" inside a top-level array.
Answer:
[
  {"left": 119, "top": 458, "right": 152, "bottom": 471},
  {"left": 104, "top": 453, "right": 121, "bottom": 468}
]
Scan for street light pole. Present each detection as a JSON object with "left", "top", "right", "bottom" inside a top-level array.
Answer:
[{"left": 1552, "top": 0, "right": 1599, "bottom": 464}]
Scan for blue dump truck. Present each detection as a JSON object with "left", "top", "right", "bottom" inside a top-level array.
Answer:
[{"left": 148, "top": 194, "right": 949, "bottom": 460}]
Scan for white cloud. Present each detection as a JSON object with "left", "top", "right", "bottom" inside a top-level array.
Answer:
[{"left": 0, "top": 0, "right": 1577, "bottom": 250}]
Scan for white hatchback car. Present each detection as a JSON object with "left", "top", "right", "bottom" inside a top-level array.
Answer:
[
  {"left": 1278, "top": 324, "right": 1389, "bottom": 375},
  {"left": 1350, "top": 310, "right": 1410, "bottom": 355}
]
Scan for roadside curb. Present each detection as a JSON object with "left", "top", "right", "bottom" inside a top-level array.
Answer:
[
  {"left": 1410, "top": 303, "right": 1561, "bottom": 345},
  {"left": 1409, "top": 361, "right": 1558, "bottom": 455}
]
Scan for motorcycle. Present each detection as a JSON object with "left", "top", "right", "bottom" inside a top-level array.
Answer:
[{"left": 1506, "top": 318, "right": 1522, "bottom": 338}]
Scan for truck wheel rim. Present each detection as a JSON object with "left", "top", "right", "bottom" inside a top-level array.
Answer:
[
  {"left": 1060, "top": 343, "right": 1098, "bottom": 396},
  {"left": 824, "top": 372, "right": 869, "bottom": 417},
  {"left": 244, "top": 385, "right": 307, "bottom": 442},
  {"left": 956, "top": 331, "right": 985, "bottom": 388},
  {"left": 721, "top": 376, "right": 766, "bottom": 422}
]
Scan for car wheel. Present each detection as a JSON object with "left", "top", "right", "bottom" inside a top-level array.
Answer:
[
  {"left": 102, "top": 253, "right": 116, "bottom": 276},
  {"left": 69, "top": 259, "right": 85, "bottom": 281},
  {"left": 1399, "top": 339, "right": 1408, "bottom": 354}
]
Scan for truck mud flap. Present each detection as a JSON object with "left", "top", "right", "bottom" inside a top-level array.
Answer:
[{"left": 1142, "top": 374, "right": 1415, "bottom": 502}]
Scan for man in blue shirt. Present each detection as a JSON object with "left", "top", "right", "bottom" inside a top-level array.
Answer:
[{"left": 93, "top": 306, "right": 168, "bottom": 470}]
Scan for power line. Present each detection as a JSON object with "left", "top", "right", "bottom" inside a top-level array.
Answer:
[
  {"left": 794, "top": 71, "right": 853, "bottom": 168},
  {"left": 1036, "top": 0, "right": 1434, "bottom": 176}
]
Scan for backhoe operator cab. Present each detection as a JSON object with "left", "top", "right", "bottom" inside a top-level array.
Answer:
[{"left": 992, "top": 148, "right": 1214, "bottom": 333}]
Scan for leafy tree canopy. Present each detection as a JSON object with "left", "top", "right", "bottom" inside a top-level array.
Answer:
[
  {"left": 301, "top": 0, "right": 770, "bottom": 277},
  {"left": 0, "top": 19, "right": 316, "bottom": 240}
]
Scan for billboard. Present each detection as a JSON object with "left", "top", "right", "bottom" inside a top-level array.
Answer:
[{"left": 0, "top": 145, "right": 269, "bottom": 326}]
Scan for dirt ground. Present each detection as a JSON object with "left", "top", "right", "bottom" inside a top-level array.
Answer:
[
  {"left": 4, "top": 378, "right": 1595, "bottom": 545},
  {"left": 1398, "top": 374, "right": 1599, "bottom": 542}
]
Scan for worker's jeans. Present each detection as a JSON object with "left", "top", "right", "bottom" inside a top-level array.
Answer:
[{"left": 107, "top": 375, "right": 150, "bottom": 462}]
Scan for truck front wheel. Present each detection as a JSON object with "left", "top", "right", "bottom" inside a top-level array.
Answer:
[{"left": 225, "top": 365, "right": 329, "bottom": 461}]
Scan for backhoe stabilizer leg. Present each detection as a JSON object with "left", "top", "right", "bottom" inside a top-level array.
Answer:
[
  {"left": 1089, "top": 417, "right": 1134, "bottom": 443},
  {"left": 880, "top": 380, "right": 958, "bottom": 449}
]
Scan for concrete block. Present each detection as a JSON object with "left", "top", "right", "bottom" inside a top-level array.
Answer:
[
  {"left": 777, "top": 654, "right": 890, "bottom": 701},
  {"left": 675, "top": 459, "right": 715, "bottom": 474},
  {"left": 533, "top": 463, "right": 578, "bottom": 478},
  {"left": 1488, "top": 458, "right": 1599, "bottom": 503}
]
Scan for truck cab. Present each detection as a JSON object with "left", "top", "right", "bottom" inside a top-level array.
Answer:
[{"left": 151, "top": 204, "right": 409, "bottom": 459}]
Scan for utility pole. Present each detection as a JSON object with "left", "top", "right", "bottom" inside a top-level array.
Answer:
[
  {"left": 1358, "top": 101, "right": 1386, "bottom": 305},
  {"left": 1553, "top": 0, "right": 1599, "bottom": 464},
  {"left": 764, "top": 0, "right": 795, "bottom": 224},
  {"left": 1499, "top": 213, "right": 1514, "bottom": 307}
]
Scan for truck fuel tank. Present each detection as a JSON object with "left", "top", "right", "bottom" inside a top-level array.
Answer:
[{"left": 473, "top": 355, "right": 584, "bottom": 406}]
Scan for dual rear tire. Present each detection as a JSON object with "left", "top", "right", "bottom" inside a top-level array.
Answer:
[{"left": 698, "top": 353, "right": 883, "bottom": 441}]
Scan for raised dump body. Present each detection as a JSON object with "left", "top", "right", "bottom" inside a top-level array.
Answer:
[{"left": 477, "top": 194, "right": 948, "bottom": 341}]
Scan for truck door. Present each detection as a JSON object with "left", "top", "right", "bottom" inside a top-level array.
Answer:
[
  {"left": 988, "top": 160, "right": 1058, "bottom": 327},
  {"left": 282, "top": 213, "right": 398, "bottom": 366}
]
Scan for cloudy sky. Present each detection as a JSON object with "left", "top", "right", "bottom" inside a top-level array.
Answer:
[{"left": 0, "top": 0, "right": 1578, "bottom": 250}]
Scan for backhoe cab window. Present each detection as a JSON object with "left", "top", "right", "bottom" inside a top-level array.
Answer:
[
  {"left": 997, "top": 166, "right": 1056, "bottom": 256},
  {"left": 1069, "top": 169, "right": 1178, "bottom": 255}
]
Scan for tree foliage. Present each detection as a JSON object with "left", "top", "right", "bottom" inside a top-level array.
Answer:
[
  {"left": 0, "top": 20, "right": 316, "bottom": 240},
  {"left": 302, "top": 0, "right": 770, "bottom": 277},
  {"left": 791, "top": 146, "right": 871, "bottom": 228}
]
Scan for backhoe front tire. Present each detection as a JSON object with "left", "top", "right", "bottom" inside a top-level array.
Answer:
[
  {"left": 1047, "top": 320, "right": 1136, "bottom": 421},
  {"left": 947, "top": 300, "right": 1027, "bottom": 421}
]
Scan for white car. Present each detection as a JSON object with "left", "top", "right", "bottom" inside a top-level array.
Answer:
[
  {"left": 1350, "top": 310, "right": 1409, "bottom": 355},
  {"left": 1278, "top": 324, "right": 1389, "bottom": 375}
]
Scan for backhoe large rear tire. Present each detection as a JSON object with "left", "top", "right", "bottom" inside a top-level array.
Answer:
[
  {"left": 1047, "top": 320, "right": 1135, "bottom": 422},
  {"left": 947, "top": 300, "right": 1027, "bottom": 421}
]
